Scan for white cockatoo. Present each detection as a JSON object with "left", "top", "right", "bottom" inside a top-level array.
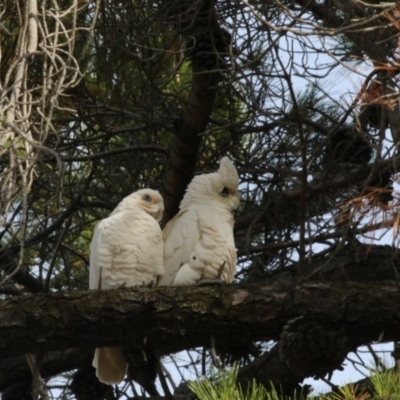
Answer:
[
  {"left": 89, "top": 188, "right": 164, "bottom": 385},
  {"left": 158, "top": 156, "right": 240, "bottom": 286}
]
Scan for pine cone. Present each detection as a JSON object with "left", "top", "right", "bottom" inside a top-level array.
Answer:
[
  {"left": 326, "top": 126, "right": 372, "bottom": 166},
  {"left": 279, "top": 316, "right": 349, "bottom": 379}
]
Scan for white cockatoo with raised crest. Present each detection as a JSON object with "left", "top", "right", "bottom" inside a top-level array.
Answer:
[
  {"left": 89, "top": 188, "right": 164, "bottom": 385},
  {"left": 158, "top": 156, "right": 240, "bottom": 286}
]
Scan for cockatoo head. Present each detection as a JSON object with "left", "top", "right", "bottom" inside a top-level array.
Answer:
[
  {"left": 180, "top": 156, "right": 240, "bottom": 211},
  {"left": 113, "top": 188, "right": 164, "bottom": 222}
]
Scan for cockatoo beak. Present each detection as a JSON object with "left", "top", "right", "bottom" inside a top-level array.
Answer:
[
  {"left": 235, "top": 191, "right": 241, "bottom": 202},
  {"left": 151, "top": 198, "right": 164, "bottom": 222},
  {"left": 232, "top": 191, "right": 241, "bottom": 210}
]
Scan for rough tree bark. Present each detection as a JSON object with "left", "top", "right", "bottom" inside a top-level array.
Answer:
[
  {"left": 161, "top": 0, "right": 229, "bottom": 223},
  {"left": 0, "top": 280, "right": 399, "bottom": 356},
  {"left": 0, "top": 243, "right": 399, "bottom": 396}
]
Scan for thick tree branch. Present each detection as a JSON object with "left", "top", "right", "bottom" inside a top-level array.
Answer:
[
  {"left": 0, "top": 281, "right": 399, "bottom": 357},
  {"left": 0, "top": 244, "right": 398, "bottom": 395},
  {"left": 161, "top": 68, "right": 221, "bottom": 223}
]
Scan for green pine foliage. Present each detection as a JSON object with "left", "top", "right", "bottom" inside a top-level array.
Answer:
[
  {"left": 188, "top": 365, "right": 300, "bottom": 400},
  {"left": 189, "top": 365, "right": 400, "bottom": 400}
]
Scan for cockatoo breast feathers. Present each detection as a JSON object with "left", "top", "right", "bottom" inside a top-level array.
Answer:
[
  {"left": 113, "top": 188, "right": 164, "bottom": 222},
  {"left": 159, "top": 158, "right": 239, "bottom": 287}
]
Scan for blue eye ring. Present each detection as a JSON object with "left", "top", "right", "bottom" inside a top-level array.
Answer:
[
  {"left": 220, "top": 187, "right": 230, "bottom": 197},
  {"left": 142, "top": 194, "right": 152, "bottom": 202}
]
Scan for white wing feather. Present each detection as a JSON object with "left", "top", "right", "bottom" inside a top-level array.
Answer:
[
  {"left": 159, "top": 210, "right": 200, "bottom": 286},
  {"left": 159, "top": 206, "right": 236, "bottom": 286},
  {"left": 89, "top": 220, "right": 111, "bottom": 290},
  {"left": 172, "top": 251, "right": 203, "bottom": 286}
]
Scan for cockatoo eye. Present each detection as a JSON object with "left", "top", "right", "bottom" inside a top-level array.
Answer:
[
  {"left": 142, "top": 194, "right": 152, "bottom": 202},
  {"left": 220, "top": 187, "right": 230, "bottom": 197}
]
